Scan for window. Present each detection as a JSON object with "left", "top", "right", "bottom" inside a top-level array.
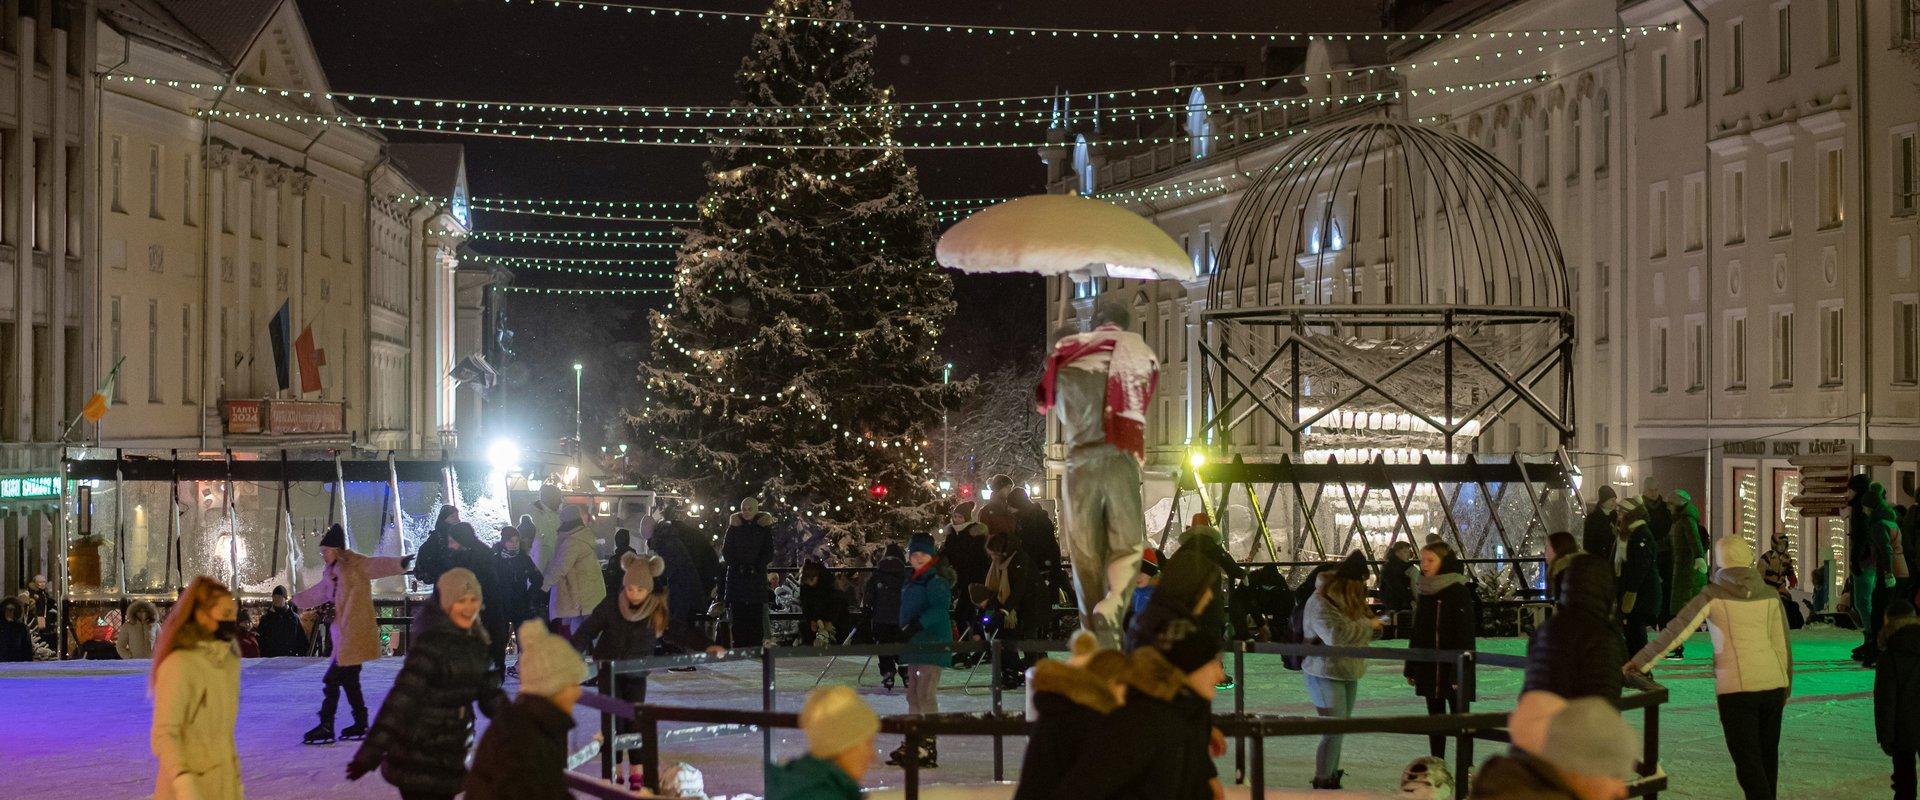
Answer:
[
  {"left": 1821, "top": 304, "right": 1844, "bottom": 386},
  {"left": 1899, "top": 131, "right": 1918, "bottom": 215},
  {"left": 1650, "top": 184, "right": 1670, "bottom": 258},
  {"left": 1597, "top": 92, "right": 1612, "bottom": 171},
  {"left": 1072, "top": 135, "right": 1094, "bottom": 195},
  {"left": 1904, "top": 0, "right": 1918, "bottom": 41},
  {"left": 1536, "top": 108, "right": 1550, "bottom": 187},
  {"left": 1726, "top": 164, "right": 1748, "bottom": 243},
  {"left": 1820, "top": 144, "right": 1844, "bottom": 228},
  {"left": 1685, "top": 175, "right": 1705, "bottom": 251},
  {"left": 182, "top": 155, "right": 195, "bottom": 226},
  {"left": 1730, "top": 20, "right": 1746, "bottom": 91},
  {"left": 1689, "top": 38, "right": 1705, "bottom": 105},
  {"left": 1776, "top": 3, "right": 1792, "bottom": 76},
  {"left": 1898, "top": 298, "right": 1919, "bottom": 384},
  {"left": 1652, "top": 320, "right": 1670, "bottom": 392},
  {"left": 1688, "top": 317, "right": 1706, "bottom": 391},
  {"left": 1568, "top": 104, "right": 1582, "bottom": 179},
  {"left": 109, "top": 297, "right": 122, "bottom": 402},
  {"left": 1596, "top": 265, "right": 1612, "bottom": 343},
  {"left": 180, "top": 305, "right": 194, "bottom": 404},
  {"left": 1773, "top": 309, "right": 1795, "bottom": 387},
  {"left": 1187, "top": 87, "right": 1211, "bottom": 160},
  {"left": 1656, "top": 52, "right": 1670, "bottom": 114},
  {"left": 1514, "top": 114, "right": 1527, "bottom": 178},
  {"left": 147, "top": 300, "right": 160, "bottom": 403},
  {"left": 1771, "top": 156, "right": 1793, "bottom": 235},
  {"left": 146, "top": 145, "right": 161, "bottom": 219},
  {"left": 1825, "top": 0, "right": 1842, "bottom": 62},
  {"left": 1729, "top": 313, "right": 1750, "bottom": 389},
  {"left": 109, "top": 136, "right": 124, "bottom": 213}
]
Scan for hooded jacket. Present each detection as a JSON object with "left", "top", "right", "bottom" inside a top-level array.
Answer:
[
  {"left": 117, "top": 600, "right": 160, "bottom": 659},
  {"left": 1012, "top": 659, "right": 1124, "bottom": 800},
  {"left": 1405, "top": 571, "right": 1475, "bottom": 698},
  {"left": 1051, "top": 647, "right": 1217, "bottom": 800},
  {"left": 150, "top": 638, "right": 242, "bottom": 800},
  {"left": 462, "top": 694, "right": 576, "bottom": 800},
  {"left": 722, "top": 509, "right": 776, "bottom": 605},
  {"left": 256, "top": 601, "right": 308, "bottom": 658},
  {"left": 1524, "top": 554, "right": 1625, "bottom": 700},
  {"left": 1632, "top": 564, "right": 1792, "bottom": 695},
  {"left": 1666, "top": 499, "right": 1708, "bottom": 617},
  {"left": 766, "top": 754, "right": 862, "bottom": 800},
  {"left": 543, "top": 519, "right": 607, "bottom": 619},
  {"left": 352, "top": 601, "right": 508, "bottom": 797},
  {"left": 291, "top": 549, "right": 409, "bottom": 667},
  {"left": 1471, "top": 749, "right": 1585, "bottom": 800},
  {"left": 899, "top": 556, "right": 955, "bottom": 668},
  {"left": 1877, "top": 617, "right": 1920, "bottom": 755}
]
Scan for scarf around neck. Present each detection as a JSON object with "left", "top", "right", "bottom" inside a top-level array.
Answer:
[
  {"left": 619, "top": 588, "right": 667, "bottom": 624},
  {"left": 1034, "top": 324, "right": 1159, "bottom": 463}
]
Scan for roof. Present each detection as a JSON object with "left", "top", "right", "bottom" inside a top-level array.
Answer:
[
  {"left": 152, "top": 0, "right": 282, "bottom": 68},
  {"left": 388, "top": 144, "right": 466, "bottom": 199}
]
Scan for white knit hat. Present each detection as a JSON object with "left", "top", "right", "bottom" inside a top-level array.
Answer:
[
  {"left": 1508, "top": 690, "right": 1570, "bottom": 755},
  {"left": 1714, "top": 534, "right": 1755, "bottom": 568},
  {"left": 515, "top": 619, "right": 586, "bottom": 698},
  {"left": 1539, "top": 697, "right": 1641, "bottom": 781},
  {"left": 799, "top": 685, "right": 879, "bottom": 758}
]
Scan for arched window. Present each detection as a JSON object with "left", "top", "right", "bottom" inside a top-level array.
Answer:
[
  {"left": 1187, "top": 87, "right": 1213, "bottom": 160},
  {"left": 1513, "top": 115, "right": 1527, "bottom": 180},
  {"left": 1072, "top": 134, "right": 1095, "bottom": 195},
  {"left": 1597, "top": 91, "right": 1612, "bottom": 171},
  {"left": 1568, "top": 103, "right": 1583, "bottom": 179},
  {"left": 1537, "top": 108, "right": 1551, "bottom": 187}
]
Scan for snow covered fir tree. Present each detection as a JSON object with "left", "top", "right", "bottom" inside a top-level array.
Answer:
[{"left": 630, "top": 0, "right": 958, "bottom": 550}]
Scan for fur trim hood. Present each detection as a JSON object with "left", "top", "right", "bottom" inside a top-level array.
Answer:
[
  {"left": 1030, "top": 659, "right": 1121, "bottom": 714},
  {"left": 729, "top": 511, "right": 775, "bottom": 527},
  {"left": 1122, "top": 646, "right": 1190, "bottom": 703},
  {"left": 126, "top": 600, "right": 159, "bottom": 624}
]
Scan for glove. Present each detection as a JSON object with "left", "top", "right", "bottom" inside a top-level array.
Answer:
[
  {"left": 1695, "top": 558, "right": 1708, "bottom": 574},
  {"left": 345, "top": 753, "right": 379, "bottom": 781}
]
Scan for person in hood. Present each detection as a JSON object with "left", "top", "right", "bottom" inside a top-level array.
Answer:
[
  {"left": 1239, "top": 564, "right": 1294, "bottom": 642},
  {"left": 1008, "top": 487, "right": 1064, "bottom": 602},
  {"left": 865, "top": 544, "right": 908, "bottom": 689},
  {"left": 1052, "top": 608, "right": 1225, "bottom": 800},
  {"left": 1177, "top": 513, "right": 1244, "bottom": 651},
  {"left": 293, "top": 523, "right": 412, "bottom": 745},
  {"left": 800, "top": 559, "right": 850, "bottom": 646},
  {"left": 347, "top": 568, "right": 509, "bottom": 799},
  {"left": 1012, "top": 631, "right": 1131, "bottom": 800},
  {"left": 604, "top": 527, "right": 639, "bottom": 599},
  {"left": 722, "top": 498, "right": 777, "bottom": 648},
  {"left": 1406, "top": 541, "right": 1476, "bottom": 758},
  {"left": 888, "top": 531, "right": 954, "bottom": 769},
  {"left": 542, "top": 505, "right": 605, "bottom": 637},
  {"left": 1301, "top": 551, "right": 1383, "bottom": 790},
  {"left": 647, "top": 513, "right": 704, "bottom": 641},
  {"left": 769, "top": 685, "right": 880, "bottom": 800},
  {"left": 1852, "top": 480, "right": 1909, "bottom": 665},
  {"left": 1380, "top": 541, "right": 1418, "bottom": 626},
  {"left": 1626, "top": 533, "right": 1791, "bottom": 800},
  {"left": 464, "top": 620, "right": 585, "bottom": 800},
  {"left": 1525, "top": 552, "right": 1625, "bottom": 701},
  {"left": 938, "top": 501, "right": 991, "bottom": 608},
  {"left": 1124, "top": 546, "right": 1221, "bottom": 658},
  {"left": 1615, "top": 497, "right": 1662, "bottom": 656},
  {"left": 491, "top": 525, "right": 543, "bottom": 624},
  {"left": 528, "top": 484, "right": 567, "bottom": 570},
  {"left": 412, "top": 505, "right": 463, "bottom": 586},
  {"left": 256, "top": 588, "right": 306, "bottom": 658},
  {"left": 0, "top": 595, "right": 33, "bottom": 661},
  {"left": 1474, "top": 694, "right": 1641, "bottom": 800},
  {"left": 1583, "top": 486, "right": 1621, "bottom": 564},
  {"left": 117, "top": 599, "right": 161, "bottom": 659},
  {"left": 1666, "top": 491, "right": 1709, "bottom": 627},
  {"left": 1878, "top": 600, "right": 1920, "bottom": 800},
  {"left": 149, "top": 577, "right": 242, "bottom": 800}
]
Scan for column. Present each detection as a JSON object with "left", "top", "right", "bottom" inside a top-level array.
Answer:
[
  {"left": 45, "top": 15, "right": 65, "bottom": 439},
  {"left": 234, "top": 156, "right": 258, "bottom": 395},
  {"left": 202, "top": 143, "right": 230, "bottom": 408},
  {"left": 11, "top": 8, "right": 32, "bottom": 441},
  {"left": 288, "top": 171, "right": 309, "bottom": 398},
  {"left": 76, "top": 0, "right": 95, "bottom": 433}
]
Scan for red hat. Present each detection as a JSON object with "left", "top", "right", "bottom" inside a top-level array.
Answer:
[{"left": 1139, "top": 548, "right": 1163, "bottom": 577}]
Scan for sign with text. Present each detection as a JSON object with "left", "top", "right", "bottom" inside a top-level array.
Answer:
[{"left": 223, "top": 400, "right": 264, "bottom": 434}]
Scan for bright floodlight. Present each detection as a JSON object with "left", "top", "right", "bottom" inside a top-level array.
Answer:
[
  {"left": 487, "top": 439, "right": 521, "bottom": 471},
  {"left": 573, "top": 363, "right": 583, "bottom": 371},
  {"left": 1188, "top": 450, "right": 1207, "bottom": 469}
]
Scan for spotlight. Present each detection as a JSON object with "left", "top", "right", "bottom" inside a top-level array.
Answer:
[{"left": 486, "top": 439, "right": 522, "bottom": 472}]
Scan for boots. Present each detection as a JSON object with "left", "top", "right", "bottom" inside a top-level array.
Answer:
[
  {"left": 339, "top": 709, "right": 370, "bottom": 741},
  {"left": 1311, "top": 770, "right": 1344, "bottom": 790},
  {"left": 302, "top": 719, "right": 336, "bottom": 746},
  {"left": 884, "top": 739, "right": 937, "bottom": 769}
]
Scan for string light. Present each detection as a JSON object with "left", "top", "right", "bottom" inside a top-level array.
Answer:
[
  {"left": 472, "top": 254, "right": 677, "bottom": 277},
  {"left": 475, "top": 228, "right": 682, "bottom": 240},
  {"left": 469, "top": 232, "right": 679, "bottom": 248},
  {"left": 495, "top": 285, "right": 670, "bottom": 295},
  {"left": 470, "top": 204, "right": 695, "bottom": 223}
]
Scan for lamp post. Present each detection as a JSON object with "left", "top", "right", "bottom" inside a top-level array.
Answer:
[
  {"left": 942, "top": 362, "right": 952, "bottom": 486},
  {"left": 572, "top": 362, "right": 584, "bottom": 459}
]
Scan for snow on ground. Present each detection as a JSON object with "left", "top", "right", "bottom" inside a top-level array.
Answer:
[{"left": 0, "top": 626, "right": 1880, "bottom": 799}]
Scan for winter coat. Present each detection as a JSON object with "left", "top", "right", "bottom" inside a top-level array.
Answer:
[
  {"left": 1405, "top": 573, "right": 1475, "bottom": 698},
  {"left": 939, "top": 521, "right": 992, "bottom": 596},
  {"left": 354, "top": 604, "right": 508, "bottom": 797},
  {"left": 150, "top": 639, "right": 242, "bottom": 800},
  {"left": 1178, "top": 525, "right": 1244, "bottom": 637},
  {"left": 291, "top": 550, "right": 409, "bottom": 667},
  {"left": 256, "top": 604, "right": 307, "bottom": 657},
  {"left": 1759, "top": 546, "right": 1797, "bottom": 593},
  {"left": 1380, "top": 551, "right": 1417, "bottom": 613},
  {"left": 986, "top": 546, "right": 1047, "bottom": 634},
  {"left": 1632, "top": 565, "right": 1792, "bottom": 696},
  {"left": 1053, "top": 647, "right": 1217, "bottom": 800},
  {"left": 799, "top": 577, "right": 851, "bottom": 639},
  {"left": 979, "top": 496, "right": 1020, "bottom": 540},
  {"left": 766, "top": 754, "right": 861, "bottom": 800},
  {"left": 650, "top": 529, "right": 703, "bottom": 626},
  {"left": 1667, "top": 502, "right": 1708, "bottom": 617},
  {"left": 1879, "top": 619, "right": 1920, "bottom": 756},
  {"left": 1583, "top": 503, "right": 1618, "bottom": 564},
  {"left": 1302, "top": 589, "right": 1377, "bottom": 680},
  {"left": 1617, "top": 524, "right": 1663, "bottom": 625},
  {"left": 1240, "top": 566, "right": 1295, "bottom": 640},
  {"left": 1012, "top": 658, "right": 1123, "bottom": 800},
  {"left": 528, "top": 502, "right": 564, "bottom": 571},
  {"left": 867, "top": 552, "right": 907, "bottom": 625},
  {"left": 413, "top": 526, "right": 457, "bottom": 586},
  {"left": 603, "top": 544, "right": 637, "bottom": 600},
  {"left": 543, "top": 523, "right": 607, "bottom": 619},
  {"left": 491, "top": 544, "right": 543, "bottom": 623},
  {"left": 670, "top": 521, "right": 722, "bottom": 601},
  {"left": 899, "top": 560, "right": 955, "bottom": 668},
  {"left": 571, "top": 591, "right": 714, "bottom": 662},
  {"left": 117, "top": 600, "right": 160, "bottom": 659},
  {"left": 1015, "top": 502, "right": 1063, "bottom": 576},
  {"left": 1472, "top": 749, "right": 1583, "bottom": 800},
  {"left": 0, "top": 599, "right": 31, "bottom": 661},
  {"left": 1902, "top": 507, "right": 1920, "bottom": 585},
  {"left": 721, "top": 511, "right": 776, "bottom": 605},
  {"left": 1523, "top": 554, "right": 1625, "bottom": 700},
  {"left": 462, "top": 694, "right": 576, "bottom": 800}
]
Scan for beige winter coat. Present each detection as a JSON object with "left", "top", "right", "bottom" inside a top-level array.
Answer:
[
  {"left": 291, "top": 550, "right": 408, "bottom": 667},
  {"left": 151, "top": 639, "right": 243, "bottom": 800},
  {"left": 544, "top": 523, "right": 606, "bottom": 619},
  {"left": 116, "top": 600, "right": 159, "bottom": 659}
]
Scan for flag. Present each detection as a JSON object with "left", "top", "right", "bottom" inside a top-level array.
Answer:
[
  {"left": 269, "top": 300, "right": 292, "bottom": 391},
  {"left": 295, "top": 324, "right": 326, "bottom": 395},
  {"left": 81, "top": 357, "right": 124, "bottom": 423},
  {"left": 449, "top": 353, "right": 497, "bottom": 389}
]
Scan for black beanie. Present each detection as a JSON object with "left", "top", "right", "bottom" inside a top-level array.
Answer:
[
  {"left": 1598, "top": 485, "right": 1617, "bottom": 503},
  {"left": 1333, "top": 550, "right": 1369, "bottom": 581},
  {"left": 1150, "top": 615, "right": 1223, "bottom": 673},
  {"left": 1152, "top": 547, "right": 1221, "bottom": 616},
  {"left": 319, "top": 524, "right": 345, "bottom": 549}
]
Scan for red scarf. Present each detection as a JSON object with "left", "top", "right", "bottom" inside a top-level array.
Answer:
[{"left": 1034, "top": 324, "right": 1158, "bottom": 464}]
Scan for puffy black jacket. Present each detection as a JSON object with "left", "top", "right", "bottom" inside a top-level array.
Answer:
[
  {"left": 1618, "top": 525, "right": 1663, "bottom": 625},
  {"left": 1012, "top": 659, "right": 1123, "bottom": 800},
  {"left": 867, "top": 551, "right": 906, "bottom": 625},
  {"left": 256, "top": 605, "right": 307, "bottom": 657},
  {"left": 1238, "top": 566, "right": 1294, "bottom": 641},
  {"left": 354, "top": 606, "right": 507, "bottom": 796},
  {"left": 570, "top": 592, "right": 714, "bottom": 662},
  {"left": 463, "top": 694, "right": 575, "bottom": 800},
  {"left": 721, "top": 513, "right": 775, "bottom": 604},
  {"left": 1404, "top": 574, "right": 1475, "bottom": 699},
  {"left": 940, "top": 522, "right": 992, "bottom": 597},
  {"left": 1879, "top": 620, "right": 1920, "bottom": 755},
  {"left": 1052, "top": 648, "right": 1217, "bottom": 800},
  {"left": 1379, "top": 552, "right": 1416, "bottom": 613},
  {"left": 650, "top": 530, "right": 704, "bottom": 626},
  {"left": 491, "top": 545, "right": 543, "bottom": 623},
  {"left": 603, "top": 545, "right": 637, "bottom": 599},
  {"left": 1582, "top": 504, "right": 1618, "bottom": 563},
  {"left": 1523, "top": 554, "right": 1625, "bottom": 700}
]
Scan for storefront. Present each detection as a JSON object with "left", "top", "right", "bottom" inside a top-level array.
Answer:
[{"left": 1720, "top": 438, "right": 1860, "bottom": 610}]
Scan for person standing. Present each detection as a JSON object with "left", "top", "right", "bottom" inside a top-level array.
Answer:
[
  {"left": 1008, "top": 487, "right": 1064, "bottom": 602},
  {"left": 799, "top": 560, "right": 851, "bottom": 647},
  {"left": 985, "top": 532, "right": 1045, "bottom": 686},
  {"left": 347, "top": 568, "right": 509, "bottom": 800},
  {"left": 888, "top": 532, "right": 954, "bottom": 769},
  {"left": 1666, "top": 491, "right": 1709, "bottom": 637},
  {"left": 938, "top": 502, "right": 991, "bottom": 604},
  {"left": 649, "top": 514, "right": 705, "bottom": 636},
  {"left": 1852, "top": 480, "right": 1909, "bottom": 665},
  {"left": 256, "top": 587, "right": 308, "bottom": 658},
  {"left": 1406, "top": 541, "right": 1476, "bottom": 758},
  {"left": 722, "top": 498, "right": 777, "bottom": 648},
  {"left": 445, "top": 522, "right": 511, "bottom": 673},
  {"left": 1582, "top": 486, "right": 1620, "bottom": 563},
  {"left": 769, "top": 686, "right": 882, "bottom": 800},
  {"left": 980, "top": 474, "right": 1021, "bottom": 540},
  {"left": 1052, "top": 615, "right": 1225, "bottom": 800},
  {"left": 1643, "top": 485, "right": 1674, "bottom": 627},
  {"left": 1759, "top": 531, "right": 1804, "bottom": 629},
  {"left": 0, "top": 596, "right": 33, "bottom": 661},
  {"left": 543, "top": 506, "right": 606, "bottom": 637},
  {"left": 1626, "top": 534, "right": 1792, "bottom": 800},
  {"left": 528, "top": 484, "right": 567, "bottom": 571},
  {"left": 463, "top": 620, "right": 586, "bottom": 800},
  {"left": 1380, "top": 541, "right": 1418, "bottom": 630},
  {"left": 1011, "top": 634, "right": 1131, "bottom": 800},
  {"left": 116, "top": 600, "right": 160, "bottom": 659},
  {"left": 1177, "top": 513, "right": 1244, "bottom": 645},
  {"left": 148, "top": 576, "right": 242, "bottom": 800},
  {"left": 1302, "top": 551, "right": 1383, "bottom": 790},
  {"left": 1878, "top": 600, "right": 1920, "bottom": 800},
  {"left": 604, "top": 527, "right": 639, "bottom": 599},
  {"left": 412, "top": 505, "right": 462, "bottom": 586},
  {"left": 1615, "top": 498, "right": 1663, "bottom": 656},
  {"left": 665, "top": 504, "right": 722, "bottom": 612},
  {"left": 491, "top": 525, "right": 543, "bottom": 624},
  {"left": 867, "top": 543, "right": 908, "bottom": 690},
  {"left": 1524, "top": 553, "right": 1624, "bottom": 701},
  {"left": 292, "top": 523, "right": 411, "bottom": 745},
  {"left": 25, "top": 573, "right": 56, "bottom": 653}
]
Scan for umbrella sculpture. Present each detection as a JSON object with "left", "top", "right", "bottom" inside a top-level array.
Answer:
[{"left": 934, "top": 193, "right": 1195, "bottom": 282}]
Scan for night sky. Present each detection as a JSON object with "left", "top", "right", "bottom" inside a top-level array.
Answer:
[{"left": 300, "top": 0, "right": 1377, "bottom": 446}]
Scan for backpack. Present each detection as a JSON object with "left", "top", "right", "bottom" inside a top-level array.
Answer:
[{"left": 1281, "top": 600, "right": 1318, "bottom": 671}]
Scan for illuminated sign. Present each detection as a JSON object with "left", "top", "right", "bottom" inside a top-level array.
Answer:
[{"left": 0, "top": 475, "right": 60, "bottom": 499}]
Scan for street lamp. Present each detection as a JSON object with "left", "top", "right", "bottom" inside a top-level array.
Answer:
[
  {"left": 942, "top": 362, "right": 952, "bottom": 482},
  {"left": 572, "top": 363, "right": 584, "bottom": 457}
]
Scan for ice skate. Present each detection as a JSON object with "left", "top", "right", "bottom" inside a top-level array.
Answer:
[
  {"left": 302, "top": 721, "right": 336, "bottom": 746},
  {"left": 339, "top": 714, "right": 369, "bottom": 741}
]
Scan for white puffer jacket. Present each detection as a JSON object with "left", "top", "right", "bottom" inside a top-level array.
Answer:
[{"left": 1631, "top": 565, "right": 1792, "bottom": 695}]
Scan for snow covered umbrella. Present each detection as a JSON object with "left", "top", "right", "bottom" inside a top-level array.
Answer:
[{"left": 935, "top": 193, "right": 1197, "bottom": 282}]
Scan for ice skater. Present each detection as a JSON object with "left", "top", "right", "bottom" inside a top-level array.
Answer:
[
  {"left": 1034, "top": 301, "right": 1159, "bottom": 649},
  {"left": 292, "top": 523, "right": 411, "bottom": 745}
]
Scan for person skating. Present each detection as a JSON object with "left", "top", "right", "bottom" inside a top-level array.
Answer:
[
  {"left": 1177, "top": 513, "right": 1244, "bottom": 659},
  {"left": 1302, "top": 551, "right": 1384, "bottom": 790},
  {"left": 1406, "top": 541, "right": 1476, "bottom": 758},
  {"left": 116, "top": 599, "right": 160, "bottom": 659},
  {"left": 722, "top": 498, "right": 776, "bottom": 648},
  {"left": 1582, "top": 486, "right": 1620, "bottom": 563},
  {"left": 1626, "top": 533, "right": 1792, "bottom": 800},
  {"left": 1665, "top": 492, "right": 1709, "bottom": 652},
  {"left": 1036, "top": 304, "right": 1159, "bottom": 649},
  {"left": 888, "top": 531, "right": 954, "bottom": 769},
  {"left": 937, "top": 501, "right": 991, "bottom": 605},
  {"left": 866, "top": 543, "right": 907, "bottom": 690},
  {"left": 768, "top": 685, "right": 881, "bottom": 800},
  {"left": 346, "top": 568, "right": 509, "bottom": 800},
  {"left": 604, "top": 527, "right": 639, "bottom": 598},
  {"left": 1614, "top": 497, "right": 1662, "bottom": 656},
  {"left": 411, "top": 505, "right": 462, "bottom": 586},
  {"left": 463, "top": 620, "right": 585, "bottom": 800},
  {"left": 1525, "top": 552, "right": 1625, "bottom": 701},
  {"left": 1124, "top": 546, "right": 1221, "bottom": 659},
  {"left": 663, "top": 504, "right": 722, "bottom": 611},
  {"left": 528, "top": 483, "right": 567, "bottom": 570},
  {"left": 148, "top": 576, "right": 242, "bottom": 800},
  {"left": 543, "top": 506, "right": 605, "bottom": 637},
  {"left": 255, "top": 587, "right": 306, "bottom": 657},
  {"left": 1011, "top": 631, "right": 1131, "bottom": 800},
  {"left": 648, "top": 513, "right": 704, "bottom": 636},
  {"left": 0, "top": 595, "right": 33, "bottom": 661},
  {"left": 491, "top": 525, "right": 543, "bottom": 624},
  {"left": 291, "top": 523, "right": 411, "bottom": 745},
  {"left": 1474, "top": 694, "right": 1642, "bottom": 800},
  {"left": 1878, "top": 599, "right": 1920, "bottom": 800}
]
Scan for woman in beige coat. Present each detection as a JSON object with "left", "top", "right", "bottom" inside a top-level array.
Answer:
[
  {"left": 150, "top": 576, "right": 242, "bottom": 800},
  {"left": 542, "top": 509, "right": 605, "bottom": 634},
  {"left": 292, "top": 524, "right": 411, "bottom": 744}
]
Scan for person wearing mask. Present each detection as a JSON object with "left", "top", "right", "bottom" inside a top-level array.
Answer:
[
  {"left": 866, "top": 544, "right": 907, "bottom": 691},
  {"left": 491, "top": 526, "right": 543, "bottom": 625},
  {"left": 543, "top": 505, "right": 606, "bottom": 637},
  {"left": 256, "top": 587, "right": 307, "bottom": 658},
  {"left": 149, "top": 576, "right": 242, "bottom": 800},
  {"left": 1525, "top": 553, "right": 1625, "bottom": 701},
  {"left": 347, "top": 568, "right": 509, "bottom": 800},
  {"left": 722, "top": 498, "right": 777, "bottom": 649},
  {"left": 1053, "top": 608, "right": 1226, "bottom": 800},
  {"left": 604, "top": 527, "right": 639, "bottom": 599},
  {"left": 768, "top": 685, "right": 881, "bottom": 800},
  {"left": 1380, "top": 541, "right": 1418, "bottom": 631},
  {"left": 1615, "top": 497, "right": 1662, "bottom": 656},
  {"left": 117, "top": 600, "right": 161, "bottom": 659},
  {"left": 463, "top": 620, "right": 586, "bottom": 800},
  {"left": 1877, "top": 599, "right": 1920, "bottom": 800},
  {"left": 1012, "top": 632, "right": 1131, "bottom": 800},
  {"left": 1474, "top": 695, "right": 1642, "bottom": 800},
  {"left": 412, "top": 505, "right": 462, "bottom": 586},
  {"left": 888, "top": 531, "right": 954, "bottom": 769},
  {"left": 1666, "top": 491, "right": 1709, "bottom": 652},
  {"left": 0, "top": 595, "right": 33, "bottom": 661},
  {"left": 1406, "top": 541, "right": 1476, "bottom": 758},
  {"left": 938, "top": 502, "right": 991, "bottom": 609},
  {"left": 1582, "top": 486, "right": 1621, "bottom": 564},
  {"left": 1302, "top": 551, "right": 1384, "bottom": 790},
  {"left": 293, "top": 524, "right": 411, "bottom": 745},
  {"left": 1626, "top": 534, "right": 1792, "bottom": 800}
]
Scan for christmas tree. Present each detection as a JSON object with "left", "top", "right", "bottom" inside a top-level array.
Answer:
[{"left": 632, "top": 0, "right": 956, "bottom": 551}]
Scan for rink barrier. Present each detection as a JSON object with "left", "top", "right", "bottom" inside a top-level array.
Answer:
[{"left": 579, "top": 637, "right": 1670, "bottom": 800}]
